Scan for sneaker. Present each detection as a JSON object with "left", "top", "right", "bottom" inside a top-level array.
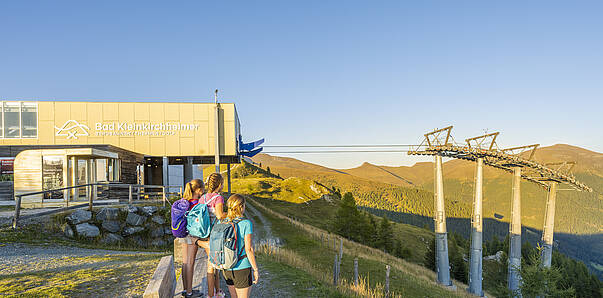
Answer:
[
  {"left": 215, "top": 290, "right": 226, "bottom": 298},
  {"left": 182, "top": 289, "right": 203, "bottom": 298}
]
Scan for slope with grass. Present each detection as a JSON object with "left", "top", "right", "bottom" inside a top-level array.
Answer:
[{"left": 252, "top": 145, "right": 603, "bottom": 278}]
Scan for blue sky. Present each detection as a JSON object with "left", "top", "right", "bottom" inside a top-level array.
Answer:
[{"left": 1, "top": 1, "right": 602, "bottom": 168}]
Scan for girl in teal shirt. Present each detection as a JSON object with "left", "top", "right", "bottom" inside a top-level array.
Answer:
[{"left": 221, "top": 194, "right": 259, "bottom": 298}]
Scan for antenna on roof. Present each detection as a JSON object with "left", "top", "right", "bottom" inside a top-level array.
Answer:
[{"left": 214, "top": 89, "right": 219, "bottom": 104}]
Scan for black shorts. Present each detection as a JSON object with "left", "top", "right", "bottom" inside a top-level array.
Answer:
[{"left": 222, "top": 268, "right": 252, "bottom": 289}]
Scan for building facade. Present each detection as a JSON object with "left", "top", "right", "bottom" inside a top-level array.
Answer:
[{"left": 0, "top": 101, "right": 242, "bottom": 202}]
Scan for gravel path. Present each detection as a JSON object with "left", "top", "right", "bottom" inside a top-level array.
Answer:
[
  {"left": 245, "top": 202, "right": 289, "bottom": 298},
  {"left": 0, "top": 242, "right": 162, "bottom": 275},
  {"left": 0, "top": 243, "right": 165, "bottom": 297}
]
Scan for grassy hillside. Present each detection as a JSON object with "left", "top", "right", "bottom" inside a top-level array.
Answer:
[{"left": 252, "top": 145, "right": 603, "bottom": 278}]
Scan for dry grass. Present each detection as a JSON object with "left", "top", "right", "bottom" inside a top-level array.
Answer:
[{"left": 250, "top": 197, "right": 484, "bottom": 298}]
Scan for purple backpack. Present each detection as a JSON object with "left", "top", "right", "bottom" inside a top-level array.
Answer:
[{"left": 171, "top": 199, "right": 190, "bottom": 238}]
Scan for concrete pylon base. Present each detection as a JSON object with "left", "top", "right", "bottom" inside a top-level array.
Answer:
[
  {"left": 541, "top": 243, "right": 553, "bottom": 268},
  {"left": 468, "top": 228, "right": 483, "bottom": 296},
  {"left": 508, "top": 233, "right": 522, "bottom": 295},
  {"left": 435, "top": 232, "right": 452, "bottom": 287}
]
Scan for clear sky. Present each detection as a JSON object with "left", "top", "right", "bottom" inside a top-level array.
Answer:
[{"left": 1, "top": 1, "right": 601, "bottom": 169}]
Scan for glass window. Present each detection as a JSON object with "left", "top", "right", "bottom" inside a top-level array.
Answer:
[
  {"left": 0, "top": 105, "right": 3, "bottom": 138},
  {"left": 96, "top": 159, "right": 108, "bottom": 182},
  {"left": 4, "top": 102, "right": 20, "bottom": 138},
  {"left": 21, "top": 102, "right": 37, "bottom": 138},
  {"left": 108, "top": 159, "right": 114, "bottom": 181},
  {"left": 42, "top": 156, "right": 64, "bottom": 199}
]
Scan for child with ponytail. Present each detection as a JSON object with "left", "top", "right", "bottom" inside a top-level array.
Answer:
[
  {"left": 180, "top": 179, "right": 204, "bottom": 297},
  {"left": 221, "top": 194, "right": 259, "bottom": 298},
  {"left": 194, "top": 173, "right": 226, "bottom": 298}
]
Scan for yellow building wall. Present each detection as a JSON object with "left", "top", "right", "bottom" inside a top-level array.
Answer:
[{"left": 0, "top": 101, "right": 240, "bottom": 157}]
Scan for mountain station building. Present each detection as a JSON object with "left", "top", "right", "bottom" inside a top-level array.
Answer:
[{"left": 0, "top": 101, "right": 244, "bottom": 202}]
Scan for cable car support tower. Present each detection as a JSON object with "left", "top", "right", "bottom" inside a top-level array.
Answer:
[{"left": 408, "top": 126, "right": 592, "bottom": 297}]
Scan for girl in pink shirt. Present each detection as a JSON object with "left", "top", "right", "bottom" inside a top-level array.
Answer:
[{"left": 195, "top": 173, "right": 226, "bottom": 298}]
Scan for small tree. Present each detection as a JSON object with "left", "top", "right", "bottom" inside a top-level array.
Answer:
[
  {"left": 424, "top": 237, "right": 436, "bottom": 271},
  {"left": 519, "top": 252, "right": 575, "bottom": 298},
  {"left": 375, "top": 216, "right": 394, "bottom": 253},
  {"left": 332, "top": 192, "right": 364, "bottom": 242},
  {"left": 266, "top": 166, "right": 271, "bottom": 173}
]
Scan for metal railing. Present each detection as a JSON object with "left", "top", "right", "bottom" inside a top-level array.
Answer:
[{"left": 12, "top": 182, "right": 183, "bottom": 229}]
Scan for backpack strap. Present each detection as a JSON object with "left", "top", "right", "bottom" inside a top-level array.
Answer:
[
  {"left": 233, "top": 218, "right": 248, "bottom": 260},
  {"left": 203, "top": 193, "right": 219, "bottom": 205}
]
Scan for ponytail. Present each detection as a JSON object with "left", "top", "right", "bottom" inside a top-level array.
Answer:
[
  {"left": 206, "top": 173, "right": 224, "bottom": 194},
  {"left": 182, "top": 179, "right": 204, "bottom": 200}
]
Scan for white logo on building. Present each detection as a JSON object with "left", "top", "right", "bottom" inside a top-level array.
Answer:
[{"left": 55, "top": 120, "right": 90, "bottom": 139}]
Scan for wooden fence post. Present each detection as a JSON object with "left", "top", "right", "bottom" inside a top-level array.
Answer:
[
  {"left": 88, "top": 185, "right": 94, "bottom": 211},
  {"left": 339, "top": 238, "right": 343, "bottom": 262},
  {"left": 12, "top": 195, "right": 22, "bottom": 229},
  {"left": 354, "top": 258, "right": 359, "bottom": 287},
  {"left": 333, "top": 254, "right": 338, "bottom": 286},
  {"left": 385, "top": 265, "right": 390, "bottom": 298},
  {"left": 129, "top": 185, "right": 133, "bottom": 204}
]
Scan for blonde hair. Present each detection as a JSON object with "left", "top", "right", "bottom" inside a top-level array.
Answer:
[
  {"left": 226, "top": 194, "right": 245, "bottom": 220},
  {"left": 183, "top": 179, "right": 204, "bottom": 200},
  {"left": 206, "top": 173, "right": 224, "bottom": 194}
]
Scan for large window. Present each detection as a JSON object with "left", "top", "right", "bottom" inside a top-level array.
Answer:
[
  {"left": 42, "top": 156, "right": 64, "bottom": 199},
  {"left": 21, "top": 102, "right": 37, "bottom": 137},
  {"left": 1, "top": 101, "right": 37, "bottom": 138}
]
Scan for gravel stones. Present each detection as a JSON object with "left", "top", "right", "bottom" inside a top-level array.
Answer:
[
  {"left": 101, "top": 220, "right": 121, "bottom": 233},
  {"left": 150, "top": 227, "right": 164, "bottom": 238},
  {"left": 164, "top": 227, "right": 172, "bottom": 235},
  {"left": 126, "top": 213, "right": 146, "bottom": 226},
  {"left": 130, "top": 235, "right": 147, "bottom": 248},
  {"left": 123, "top": 226, "right": 144, "bottom": 236},
  {"left": 151, "top": 215, "right": 165, "bottom": 225},
  {"left": 150, "top": 238, "right": 167, "bottom": 247},
  {"left": 142, "top": 206, "right": 158, "bottom": 216},
  {"left": 96, "top": 208, "right": 119, "bottom": 221},
  {"left": 74, "top": 223, "right": 100, "bottom": 238},
  {"left": 63, "top": 224, "right": 74, "bottom": 238},
  {"left": 66, "top": 210, "right": 92, "bottom": 225},
  {"left": 124, "top": 205, "right": 138, "bottom": 213},
  {"left": 101, "top": 233, "right": 124, "bottom": 245}
]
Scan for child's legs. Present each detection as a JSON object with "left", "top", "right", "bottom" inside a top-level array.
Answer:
[
  {"left": 181, "top": 242, "right": 188, "bottom": 291},
  {"left": 183, "top": 239, "right": 198, "bottom": 293},
  {"left": 234, "top": 286, "right": 250, "bottom": 298},
  {"left": 227, "top": 285, "right": 237, "bottom": 298},
  {"left": 203, "top": 244, "right": 221, "bottom": 296}
]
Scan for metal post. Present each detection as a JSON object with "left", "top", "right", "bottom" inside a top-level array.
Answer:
[
  {"left": 541, "top": 182, "right": 557, "bottom": 268},
  {"left": 128, "top": 184, "right": 133, "bottom": 205},
  {"left": 214, "top": 90, "right": 221, "bottom": 173},
  {"left": 434, "top": 155, "right": 452, "bottom": 286},
  {"left": 162, "top": 186, "right": 167, "bottom": 207},
  {"left": 183, "top": 157, "right": 193, "bottom": 188},
  {"left": 12, "top": 195, "right": 22, "bottom": 229},
  {"left": 354, "top": 258, "right": 359, "bottom": 287},
  {"left": 385, "top": 265, "right": 390, "bottom": 298},
  {"left": 227, "top": 162, "right": 231, "bottom": 195},
  {"left": 162, "top": 156, "right": 169, "bottom": 190},
  {"left": 508, "top": 167, "right": 522, "bottom": 295},
  {"left": 469, "top": 157, "right": 484, "bottom": 296}
]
